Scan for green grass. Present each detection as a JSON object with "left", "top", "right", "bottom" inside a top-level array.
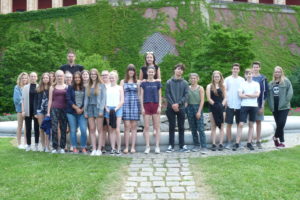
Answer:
[
  {"left": 191, "top": 146, "right": 300, "bottom": 200},
  {"left": 0, "top": 138, "right": 130, "bottom": 200}
]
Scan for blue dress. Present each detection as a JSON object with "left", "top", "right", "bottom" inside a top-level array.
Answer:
[{"left": 122, "top": 83, "right": 140, "bottom": 121}]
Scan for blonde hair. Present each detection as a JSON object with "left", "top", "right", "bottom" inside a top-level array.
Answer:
[
  {"left": 87, "top": 68, "right": 101, "bottom": 96},
  {"left": 211, "top": 70, "right": 225, "bottom": 97},
  {"left": 52, "top": 70, "right": 65, "bottom": 87},
  {"left": 17, "top": 72, "right": 29, "bottom": 87},
  {"left": 189, "top": 73, "right": 199, "bottom": 84},
  {"left": 37, "top": 73, "right": 51, "bottom": 93},
  {"left": 273, "top": 66, "right": 286, "bottom": 84},
  {"left": 109, "top": 70, "right": 119, "bottom": 81}
]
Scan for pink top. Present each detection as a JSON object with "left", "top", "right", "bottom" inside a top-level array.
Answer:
[{"left": 52, "top": 87, "right": 67, "bottom": 109}]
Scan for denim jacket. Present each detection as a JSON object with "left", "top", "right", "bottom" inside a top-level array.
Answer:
[{"left": 13, "top": 85, "right": 22, "bottom": 113}]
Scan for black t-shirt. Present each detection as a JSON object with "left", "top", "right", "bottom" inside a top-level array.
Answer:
[
  {"left": 60, "top": 64, "right": 84, "bottom": 74},
  {"left": 141, "top": 65, "right": 159, "bottom": 79},
  {"left": 29, "top": 84, "right": 37, "bottom": 116},
  {"left": 273, "top": 82, "right": 280, "bottom": 111}
]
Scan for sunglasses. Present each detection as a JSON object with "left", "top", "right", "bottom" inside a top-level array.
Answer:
[{"left": 146, "top": 51, "right": 154, "bottom": 54}]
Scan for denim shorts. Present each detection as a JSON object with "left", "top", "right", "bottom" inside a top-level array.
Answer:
[{"left": 104, "top": 106, "right": 123, "bottom": 118}]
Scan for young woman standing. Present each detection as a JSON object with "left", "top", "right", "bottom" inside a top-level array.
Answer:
[
  {"left": 105, "top": 71, "right": 124, "bottom": 155},
  {"left": 34, "top": 73, "right": 51, "bottom": 152},
  {"left": 13, "top": 72, "right": 29, "bottom": 149},
  {"left": 139, "top": 52, "right": 161, "bottom": 81},
  {"left": 186, "top": 73, "right": 207, "bottom": 152},
  {"left": 140, "top": 66, "right": 162, "bottom": 154},
  {"left": 22, "top": 72, "right": 39, "bottom": 152},
  {"left": 206, "top": 71, "right": 226, "bottom": 151},
  {"left": 268, "top": 66, "right": 293, "bottom": 148},
  {"left": 120, "top": 65, "right": 141, "bottom": 154},
  {"left": 84, "top": 69, "right": 106, "bottom": 156},
  {"left": 47, "top": 70, "right": 68, "bottom": 154}
]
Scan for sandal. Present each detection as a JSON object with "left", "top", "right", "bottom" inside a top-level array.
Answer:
[
  {"left": 123, "top": 148, "right": 128, "bottom": 154},
  {"left": 130, "top": 149, "right": 136, "bottom": 154}
]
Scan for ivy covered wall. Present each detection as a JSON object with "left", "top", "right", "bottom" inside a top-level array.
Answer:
[{"left": 0, "top": 0, "right": 299, "bottom": 113}]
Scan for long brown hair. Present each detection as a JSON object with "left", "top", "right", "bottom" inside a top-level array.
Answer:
[
  {"left": 72, "top": 71, "right": 84, "bottom": 91},
  {"left": 124, "top": 64, "right": 137, "bottom": 83},
  {"left": 37, "top": 72, "right": 51, "bottom": 93},
  {"left": 144, "top": 52, "right": 157, "bottom": 67},
  {"left": 87, "top": 68, "right": 101, "bottom": 96},
  {"left": 211, "top": 70, "right": 225, "bottom": 97}
]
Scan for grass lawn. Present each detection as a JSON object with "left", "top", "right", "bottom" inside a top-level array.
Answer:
[
  {"left": 0, "top": 138, "right": 130, "bottom": 200},
  {"left": 191, "top": 146, "right": 300, "bottom": 200}
]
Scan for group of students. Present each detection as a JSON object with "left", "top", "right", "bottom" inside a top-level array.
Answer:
[{"left": 13, "top": 52, "right": 293, "bottom": 156}]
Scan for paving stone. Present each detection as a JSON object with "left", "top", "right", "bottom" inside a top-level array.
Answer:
[
  {"left": 157, "top": 193, "right": 170, "bottom": 199},
  {"left": 126, "top": 181, "right": 138, "bottom": 187},
  {"left": 183, "top": 176, "right": 193, "bottom": 180},
  {"left": 152, "top": 181, "right": 165, "bottom": 187},
  {"left": 180, "top": 181, "right": 195, "bottom": 186},
  {"left": 141, "top": 167, "right": 154, "bottom": 172},
  {"left": 167, "top": 167, "right": 180, "bottom": 172},
  {"left": 180, "top": 171, "right": 192, "bottom": 176},
  {"left": 128, "top": 176, "right": 147, "bottom": 182},
  {"left": 186, "top": 186, "right": 196, "bottom": 192},
  {"left": 156, "top": 168, "right": 167, "bottom": 172},
  {"left": 130, "top": 164, "right": 148, "bottom": 168},
  {"left": 154, "top": 172, "right": 166, "bottom": 176},
  {"left": 179, "top": 158, "right": 189, "bottom": 163},
  {"left": 140, "top": 181, "right": 152, "bottom": 187},
  {"left": 170, "top": 193, "right": 185, "bottom": 199},
  {"left": 166, "top": 159, "right": 179, "bottom": 163},
  {"left": 185, "top": 192, "right": 200, "bottom": 199},
  {"left": 153, "top": 163, "right": 164, "bottom": 167},
  {"left": 154, "top": 159, "right": 165, "bottom": 164},
  {"left": 143, "top": 160, "right": 153, "bottom": 164},
  {"left": 166, "top": 163, "right": 181, "bottom": 168},
  {"left": 140, "top": 172, "right": 153, "bottom": 176},
  {"left": 129, "top": 168, "right": 140, "bottom": 172},
  {"left": 150, "top": 176, "right": 163, "bottom": 181},
  {"left": 166, "top": 181, "right": 180, "bottom": 186},
  {"left": 128, "top": 172, "right": 138, "bottom": 176},
  {"left": 166, "top": 171, "right": 179, "bottom": 176},
  {"left": 154, "top": 187, "right": 170, "bottom": 193},
  {"left": 171, "top": 186, "right": 185, "bottom": 192},
  {"left": 121, "top": 193, "right": 138, "bottom": 199},
  {"left": 141, "top": 193, "right": 156, "bottom": 200},
  {"left": 124, "top": 187, "right": 135, "bottom": 193},
  {"left": 137, "top": 187, "right": 153, "bottom": 193},
  {"left": 181, "top": 167, "right": 190, "bottom": 171},
  {"left": 182, "top": 163, "right": 190, "bottom": 167},
  {"left": 166, "top": 176, "right": 181, "bottom": 181}
]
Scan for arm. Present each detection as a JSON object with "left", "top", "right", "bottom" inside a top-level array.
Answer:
[
  {"left": 139, "top": 69, "right": 144, "bottom": 81},
  {"left": 33, "top": 92, "right": 39, "bottom": 116},
  {"left": 98, "top": 84, "right": 107, "bottom": 116},
  {"left": 156, "top": 67, "right": 161, "bottom": 80},
  {"left": 157, "top": 88, "right": 162, "bottom": 114},
  {"left": 165, "top": 81, "right": 175, "bottom": 105},
  {"left": 140, "top": 87, "right": 145, "bottom": 115},
  {"left": 286, "top": 79, "right": 293, "bottom": 102},
  {"left": 83, "top": 88, "right": 89, "bottom": 118},
  {"left": 115, "top": 86, "right": 124, "bottom": 111},
  {"left": 196, "top": 86, "right": 205, "bottom": 120},
  {"left": 13, "top": 86, "right": 22, "bottom": 105},
  {"left": 47, "top": 86, "right": 54, "bottom": 116},
  {"left": 178, "top": 82, "right": 189, "bottom": 106},
  {"left": 206, "top": 84, "right": 214, "bottom": 105},
  {"left": 222, "top": 85, "right": 227, "bottom": 106}
]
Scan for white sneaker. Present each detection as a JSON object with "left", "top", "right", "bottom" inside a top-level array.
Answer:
[
  {"left": 60, "top": 149, "right": 65, "bottom": 154},
  {"left": 144, "top": 146, "right": 150, "bottom": 154},
  {"left": 25, "top": 145, "right": 31, "bottom": 152},
  {"left": 32, "top": 144, "right": 38, "bottom": 152},
  {"left": 18, "top": 145, "right": 25, "bottom": 149},
  {"left": 52, "top": 149, "right": 58, "bottom": 154},
  {"left": 91, "top": 150, "right": 97, "bottom": 156},
  {"left": 45, "top": 147, "right": 50, "bottom": 153},
  {"left": 155, "top": 146, "right": 160, "bottom": 154},
  {"left": 96, "top": 150, "right": 102, "bottom": 156}
]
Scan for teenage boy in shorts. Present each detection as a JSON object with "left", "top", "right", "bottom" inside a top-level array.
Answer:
[
  {"left": 224, "top": 63, "right": 245, "bottom": 149},
  {"left": 252, "top": 61, "right": 268, "bottom": 149},
  {"left": 165, "top": 63, "right": 190, "bottom": 153},
  {"left": 233, "top": 69, "right": 260, "bottom": 151}
]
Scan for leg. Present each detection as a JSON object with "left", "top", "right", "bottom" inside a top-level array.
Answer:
[
  {"left": 276, "top": 109, "right": 289, "bottom": 143},
  {"left": 107, "top": 118, "right": 116, "bottom": 150},
  {"left": 187, "top": 105, "right": 200, "bottom": 146},
  {"left": 66, "top": 113, "right": 77, "bottom": 148},
  {"left": 51, "top": 109, "right": 59, "bottom": 150},
  {"left": 236, "top": 122, "right": 244, "bottom": 144},
  {"left": 247, "top": 121, "right": 254, "bottom": 143},
  {"left": 144, "top": 115, "right": 151, "bottom": 147},
  {"left": 37, "top": 115, "right": 45, "bottom": 148},
  {"left": 209, "top": 113, "right": 217, "bottom": 145},
  {"left": 166, "top": 108, "right": 176, "bottom": 148},
  {"left": 219, "top": 123, "right": 225, "bottom": 145},
  {"left": 116, "top": 117, "right": 122, "bottom": 151},
  {"left": 130, "top": 121, "right": 137, "bottom": 152},
  {"left": 59, "top": 110, "right": 68, "bottom": 149},
  {"left": 16, "top": 113, "right": 24, "bottom": 146},
  {"left": 25, "top": 116, "right": 32, "bottom": 146},
  {"left": 256, "top": 120, "right": 261, "bottom": 142},
  {"left": 33, "top": 117, "right": 40, "bottom": 145},
  {"left": 78, "top": 114, "right": 87, "bottom": 148},
  {"left": 153, "top": 114, "right": 161, "bottom": 147},
  {"left": 96, "top": 117, "right": 104, "bottom": 150},
  {"left": 124, "top": 120, "right": 131, "bottom": 152},
  {"left": 88, "top": 117, "right": 97, "bottom": 151},
  {"left": 197, "top": 111, "right": 207, "bottom": 148},
  {"left": 177, "top": 109, "right": 185, "bottom": 148}
]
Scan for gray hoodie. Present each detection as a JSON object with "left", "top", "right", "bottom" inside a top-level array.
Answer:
[{"left": 165, "top": 77, "right": 189, "bottom": 109}]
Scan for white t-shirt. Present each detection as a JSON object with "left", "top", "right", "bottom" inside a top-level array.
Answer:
[
  {"left": 224, "top": 75, "right": 244, "bottom": 109},
  {"left": 238, "top": 81, "right": 260, "bottom": 107},
  {"left": 106, "top": 85, "right": 121, "bottom": 107}
]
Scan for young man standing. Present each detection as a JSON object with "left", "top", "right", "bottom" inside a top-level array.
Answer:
[
  {"left": 60, "top": 52, "right": 84, "bottom": 74},
  {"left": 233, "top": 69, "right": 260, "bottom": 151},
  {"left": 165, "top": 63, "right": 190, "bottom": 153},
  {"left": 224, "top": 63, "right": 244, "bottom": 149},
  {"left": 252, "top": 61, "right": 268, "bottom": 149}
]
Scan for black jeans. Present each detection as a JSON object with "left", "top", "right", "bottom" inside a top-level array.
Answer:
[
  {"left": 273, "top": 109, "right": 289, "bottom": 142},
  {"left": 51, "top": 108, "right": 68, "bottom": 150},
  {"left": 166, "top": 107, "right": 185, "bottom": 148},
  {"left": 25, "top": 115, "right": 39, "bottom": 145}
]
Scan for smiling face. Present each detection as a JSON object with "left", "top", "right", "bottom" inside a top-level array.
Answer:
[
  {"left": 232, "top": 66, "right": 240, "bottom": 76},
  {"left": 42, "top": 74, "right": 50, "bottom": 84},
  {"left": 109, "top": 74, "right": 117, "bottom": 84},
  {"left": 30, "top": 72, "right": 38, "bottom": 84},
  {"left": 21, "top": 74, "right": 28, "bottom": 85},
  {"left": 174, "top": 67, "right": 183, "bottom": 77},
  {"left": 82, "top": 71, "right": 89, "bottom": 82},
  {"left": 90, "top": 71, "right": 98, "bottom": 82},
  {"left": 55, "top": 71, "right": 65, "bottom": 84},
  {"left": 213, "top": 72, "right": 221, "bottom": 83},
  {"left": 245, "top": 71, "right": 253, "bottom": 81},
  {"left": 74, "top": 73, "right": 81, "bottom": 85},
  {"left": 252, "top": 64, "right": 260, "bottom": 74},
  {"left": 101, "top": 71, "right": 109, "bottom": 83},
  {"left": 67, "top": 53, "right": 75, "bottom": 63},
  {"left": 65, "top": 73, "right": 73, "bottom": 85},
  {"left": 189, "top": 75, "right": 199, "bottom": 85},
  {"left": 147, "top": 68, "right": 155, "bottom": 79},
  {"left": 146, "top": 53, "right": 154, "bottom": 65},
  {"left": 274, "top": 68, "right": 282, "bottom": 79},
  {"left": 128, "top": 70, "right": 135, "bottom": 78}
]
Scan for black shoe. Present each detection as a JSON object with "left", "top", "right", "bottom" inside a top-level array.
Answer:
[
  {"left": 211, "top": 144, "right": 217, "bottom": 151},
  {"left": 218, "top": 144, "right": 224, "bottom": 151},
  {"left": 232, "top": 143, "right": 239, "bottom": 151},
  {"left": 247, "top": 143, "right": 255, "bottom": 151}
]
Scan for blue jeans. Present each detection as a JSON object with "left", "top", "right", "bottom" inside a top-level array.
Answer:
[
  {"left": 186, "top": 104, "right": 207, "bottom": 148},
  {"left": 66, "top": 113, "right": 87, "bottom": 148}
]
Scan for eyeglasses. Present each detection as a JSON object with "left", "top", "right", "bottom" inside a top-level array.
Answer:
[{"left": 101, "top": 74, "right": 108, "bottom": 76}]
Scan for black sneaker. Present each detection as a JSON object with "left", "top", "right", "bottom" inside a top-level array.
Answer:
[
  {"left": 232, "top": 143, "right": 239, "bottom": 151},
  {"left": 110, "top": 149, "right": 115, "bottom": 155},
  {"left": 218, "top": 144, "right": 224, "bottom": 151},
  {"left": 211, "top": 144, "right": 217, "bottom": 151},
  {"left": 179, "top": 145, "right": 190, "bottom": 153},
  {"left": 247, "top": 143, "right": 255, "bottom": 151},
  {"left": 191, "top": 145, "right": 200, "bottom": 152},
  {"left": 101, "top": 146, "right": 106, "bottom": 154},
  {"left": 166, "top": 145, "right": 175, "bottom": 153}
]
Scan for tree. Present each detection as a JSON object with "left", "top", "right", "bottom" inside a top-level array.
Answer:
[
  {"left": 0, "top": 25, "right": 66, "bottom": 113},
  {"left": 191, "top": 23, "right": 255, "bottom": 86}
]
